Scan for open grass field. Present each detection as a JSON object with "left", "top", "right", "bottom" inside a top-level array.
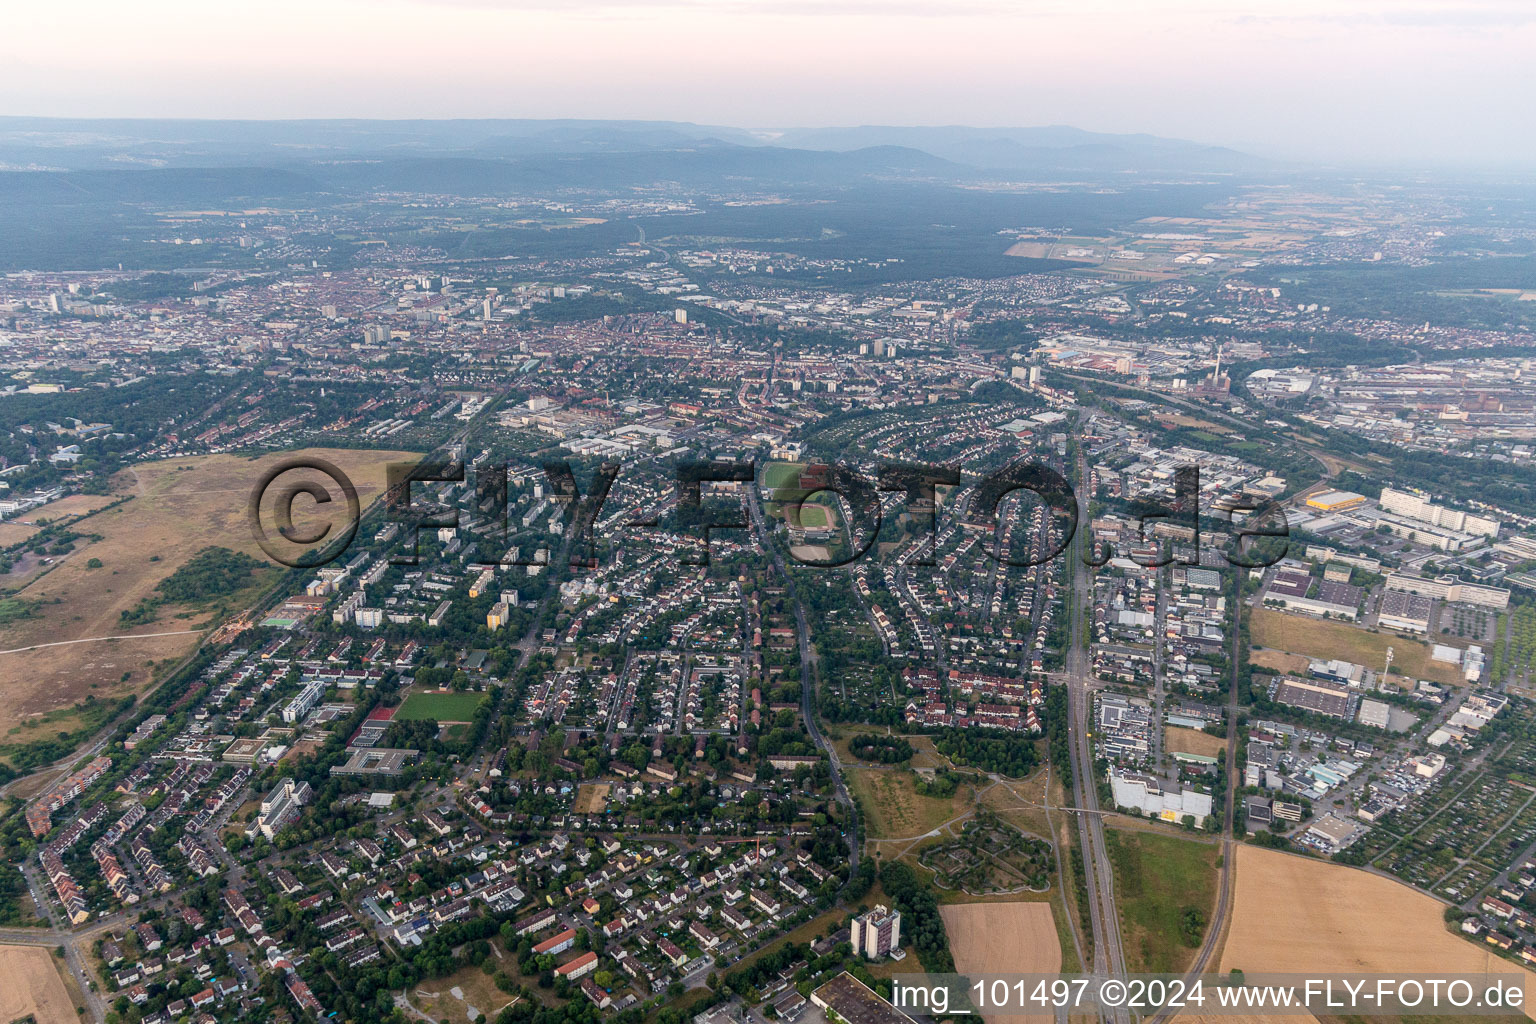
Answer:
[
  {"left": 968, "top": 769, "right": 1081, "bottom": 968},
  {"left": 850, "top": 766, "right": 973, "bottom": 842},
  {"left": 0, "top": 521, "right": 39, "bottom": 547},
  {"left": 395, "top": 689, "right": 486, "bottom": 723},
  {"left": 0, "top": 944, "right": 79, "bottom": 1024},
  {"left": 1249, "top": 648, "right": 1310, "bottom": 675},
  {"left": 574, "top": 783, "right": 610, "bottom": 814},
  {"left": 1250, "top": 608, "right": 1461, "bottom": 686},
  {"left": 1165, "top": 726, "right": 1227, "bottom": 759},
  {"left": 1105, "top": 826, "right": 1219, "bottom": 974},
  {"left": 413, "top": 961, "right": 521, "bottom": 1022},
  {"left": 760, "top": 461, "right": 804, "bottom": 491},
  {"left": 941, "top": 902, "right": 1062, "bottom": 1024},
  {"left": 14, "top": 493, "right": 118, "bottom": 525},
  {"left": 792, "top": 503, "right": 830, "bottom": 528},
  {"left": 906, "top": 735, "right": 951, "bottom": 771},
  {"left": 978, "top": 768, "right": 1054, "bottom": 838},
  {"left": 831, "top": 731, "right": 953, "bottom": 772},
  {"left": 0, "top": 448, "right": 416, "bottom": 738},
  {"left": 1222, "top": 846, "right": 1536, "bottom": 1014},
  {"left": 1153, "top": 413, "right": 1235, "bottom": 435}
]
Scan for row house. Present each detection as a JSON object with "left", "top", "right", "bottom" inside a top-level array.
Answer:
[
  {"left": 129, "top": 837, "right": 174, "bottom": 893},
  {"left": 39, "top": 849, "right": 88, "bottom": 924},
  {"left": 92, "top": 844, "right": 137, "bottom": 905},
  {"left": 178, "top": 836, "right": 221, "bottom": 878}
]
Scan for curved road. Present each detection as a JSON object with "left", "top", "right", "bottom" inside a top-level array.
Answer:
[{"left": 746, "top": 484, "right": 859, "bottom": 867}]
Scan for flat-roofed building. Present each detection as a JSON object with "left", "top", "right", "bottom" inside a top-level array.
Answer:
[
  {"left": 1357, "top": 699, "right": 1391, "bottom": 730},
  {"left": 1306, "top": 490, "right": 1367, "bottom": 512},
  {"left": 812, "top": 973, "right": 919, "bottom": 1024},
  {"left": 1385, "top": 573, "right": 1509, "bottom": 610},
  {"left": 1271, "top": 677, "right": 1357, "bottom": 720},
  {"left": 1379, "top": 590, "right": 1434, "bottom": 633},
  {"left": 329, "top": 748, "right": 419, "bottom": 777},
  {"left": 257, "top": 779, "right": 312, "bottom": 840},
  {"left": 1380, "top": 488, "right": 1499, "bottom": 539}
]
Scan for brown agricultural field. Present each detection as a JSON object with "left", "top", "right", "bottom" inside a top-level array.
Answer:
[
  {"left": 1222, "top": 846, "right": 1535, "bottom": 1016},
  {"left": 0, "top": 448, "right": 416, "bottom": 736},
  {"left": 0, "top": 944, "right": 79, "bottom": 1024},
  {"left": 1249, "top": 608, "right": 1461, "bottom": 686},
  {"left": 941, "top": 902, "right": 1062, "bottom": 1024},
  {"left": 1165, "top": 725, "right": 1227, "bottom": 759}
]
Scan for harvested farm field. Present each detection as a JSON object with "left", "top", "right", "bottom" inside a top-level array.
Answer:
[
  {"left": 941, "top": 901, "right": 1061, "bottom": 1024},
  {"left": 1221, "top": 845, "right": 1535, "bottom": 1016}
]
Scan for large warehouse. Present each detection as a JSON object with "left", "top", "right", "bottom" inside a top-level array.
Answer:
[{"left": 1271, "top": 676, "right": 1359, "bottom": 720}]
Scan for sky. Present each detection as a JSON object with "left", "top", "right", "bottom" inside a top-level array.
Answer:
[{"left": 2, "top": 0, "right": 1534, "bottom": 166}]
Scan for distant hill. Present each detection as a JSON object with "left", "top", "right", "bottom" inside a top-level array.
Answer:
[
  {"left": 312, "top": 145, "right": 964, "bottom": 192},
  {"left": 0, "top": 116, "right": 1260, "bottom": 179},
  {"left": 773, "top": 124, "right": 1262, "bottom": 173},
  {"left": 0, "top": 117, "right": 759, "bottom": 172}
]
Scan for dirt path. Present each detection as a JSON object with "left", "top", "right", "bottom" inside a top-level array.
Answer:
[{"left": 0, "top": 628, "right": 202, "bottom": 656}]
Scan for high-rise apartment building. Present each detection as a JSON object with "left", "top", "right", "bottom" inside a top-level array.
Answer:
[{"left": 850, "top": 904, "right": 901, "bottom": 959}]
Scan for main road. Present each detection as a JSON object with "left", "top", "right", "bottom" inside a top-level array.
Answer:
[
  {"left": 1059, "top": 444, "right": 1246, "bottom": 1024},
  {"left": 1062, "top": 449, "right": 1132, "bottom": 1024}
]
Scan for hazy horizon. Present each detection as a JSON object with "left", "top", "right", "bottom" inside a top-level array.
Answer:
[{"left": 2, "top": 0, "right": 1534, "bottom": 168}]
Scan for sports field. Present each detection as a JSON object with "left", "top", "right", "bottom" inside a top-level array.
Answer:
[
  {"left": 412, "top": 961, "right": 521, "bottom": 1023},
  {"left": 760, "top": 461, "right": 804, "bottom": 491},
  {"left": 941, "top": 902, "right": 1061, "bottom": 1024},
  {"left": 395, "top": 690, "right": 487, "bottom": 722},
  {"left": 792, "top": 503, "right": 830, "bottom": 528}
]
